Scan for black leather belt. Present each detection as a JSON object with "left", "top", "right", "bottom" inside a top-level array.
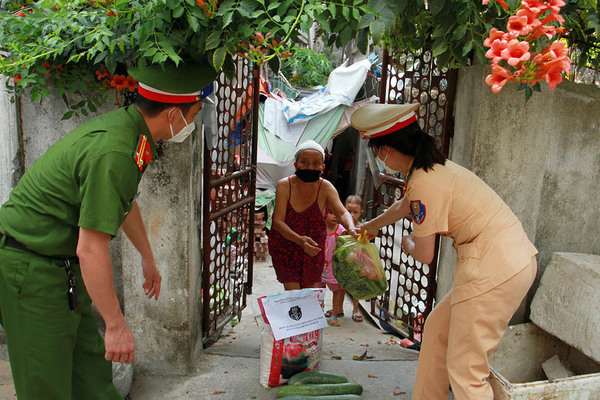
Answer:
[
  {"left": 0, "top": 233, "right": 79, "bottom": 264},
  {"left": 0, "top": 233, "right": 29, "bottom": 250}
]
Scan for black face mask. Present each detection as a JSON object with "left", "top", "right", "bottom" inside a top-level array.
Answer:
[{"left": 295, "top": 169, "right": 321, "bottom": 182}]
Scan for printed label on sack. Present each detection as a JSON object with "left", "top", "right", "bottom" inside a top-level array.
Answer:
[{"left": 260, "top": 290, "right": 328, "bottom": 341}]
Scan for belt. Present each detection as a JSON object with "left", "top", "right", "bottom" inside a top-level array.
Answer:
[
  {"left": 0, "top": 233, "right": 29, "bottom": 251},
  {"left": 0, "top": 233, "right": 79, "bottom": 264}
]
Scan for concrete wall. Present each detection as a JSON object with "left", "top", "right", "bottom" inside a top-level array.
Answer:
[
  {"left": 439, "top": 65, "right": 600, "bottom": 322},
  {"left": 0, "top": 78, "right": 21, "bottom": 204},
  {"left": 122, "top": 134, "right": 204, "bottom": 375}
]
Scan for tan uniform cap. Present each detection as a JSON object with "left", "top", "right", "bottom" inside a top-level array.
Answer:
[{"left": 351, "top": 103, "right": 420, "bottom": 139}]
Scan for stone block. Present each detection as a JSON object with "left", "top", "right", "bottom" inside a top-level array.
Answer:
[
  {"left": 530, "top": 252, "right": 600, "bottom": 363},
  {"left": 542, "top": 354, "right": 572, "bottom": 381}
]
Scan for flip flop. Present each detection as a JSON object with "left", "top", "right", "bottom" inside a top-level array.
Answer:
[
  {"left": 324, "top": 309, "right": 344, "bottom": 318},
  {"left": 328, "top": 316, "right": 341, "bottom": 326},
  {"left": 352, "top": 313, "right": 363, "bottom": 323}
]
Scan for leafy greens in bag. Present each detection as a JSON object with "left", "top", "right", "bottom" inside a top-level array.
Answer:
[{"left": 332, "top": 234, "right": 387, "bottom": 300}]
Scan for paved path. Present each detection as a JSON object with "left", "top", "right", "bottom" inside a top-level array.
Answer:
[
  {"left": 129, "top": 260, "right": 420, "bottom": 399},
  {"left": 0, "top": 259, "right": 421, "bottom": 399}
]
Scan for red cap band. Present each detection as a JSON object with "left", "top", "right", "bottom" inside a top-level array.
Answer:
[
  {"left": 361, "top": 114, "right": 418, "bottom": 139},
  {"left": 138, "top": 85, "right": 200, "bottom": 104}
]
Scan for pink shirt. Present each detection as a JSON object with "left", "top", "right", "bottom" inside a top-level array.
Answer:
[{"left": 321, "top": 224, "right": 346, "bottom": 285}]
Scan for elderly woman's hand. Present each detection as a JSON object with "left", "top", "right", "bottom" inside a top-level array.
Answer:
[{"left": 300, "top": 236, "right": 322, "bottom": 256}]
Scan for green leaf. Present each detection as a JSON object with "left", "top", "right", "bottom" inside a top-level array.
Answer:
[
  {"left": 152, "top": 52, "right": 168, "bottom": 63},
  {"left": 222, "top": 55, "right": 236, "bottom": 79},
  {"left": 224, "top": 41, "right": 237, "bottom": 55},
  {"left": 173, "top": 6, "right": 184, "bottom": 18},
  {"left": 315, "top": 13, "right": 332, "bottom": 32},
  {"left": 429, "top": 0, "right": 446, "bottom": 16},
  {"left": 359, "top": 13, "right": 375, "bottom": 29},
  {"left": 328, "top": 3, "right": 336, "bottom": 17},
  {"left": 525, "top": 86, "right": 533, "bottom": 101},
  {"left": 143, "top": 47, "right": 158, "bottom": 57},
  {"left": 370, "top": 20, "right": 385, "bottom": 43},
  {"left": 340, "top": 25, "right": 353, "bottom": 45},
  {"left": 300, "top": 14, "right": 312, "bottom": 32},
  {"left": 187, "top": 14, "right": 200, "bottom": 32},
  {"left": 342, "top": 6, "right": 350, "bottom": 20},
  {"left": 212, "top": 47, "right": 227, "bottom": 71},
  {"left": 461, "top": 40, "right": 473, "bottom": 57},
  {"left": 431, "top": 38, "right": 448, "bottom": 57},
  {"left": 61, "top": 111, "right": 75, "bottom": 120},
  {"left": 452, "top": 24, "right": 467, "bottom": 41},
  {"left": 360, "top": 5, "right": 375, "bottom": 14},
  {"left": 474, "top": 41, "right": 487, "bottom": 65},
  {"left": 222, "top": 11, "right": 234, "bottom": 27},
  {"left": 356, "top": 28, "right": 368, "bottom": 54},
  {"left": 268, "top": 55, "right": 280, "bottom": 74},
  {"left": 205, "top": 30, "right": 222, "bottom": 50},
  {"left": 277, "top": 2, "right": 289, "bottom": 16},
  {"left": 435, "top": 48, "right": 452, "bottom": 68}
]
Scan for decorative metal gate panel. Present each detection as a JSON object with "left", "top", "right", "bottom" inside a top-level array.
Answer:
[
  {"left": 201, "top": 60, "right": 259, "bottom": 345},
  {"left": 369, "top": 48, "right": 457, "bottom": 347}
]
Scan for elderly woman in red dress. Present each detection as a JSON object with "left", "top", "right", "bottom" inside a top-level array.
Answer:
[{"left": 268, "top": 140, "right": 356, "bottom": 290}]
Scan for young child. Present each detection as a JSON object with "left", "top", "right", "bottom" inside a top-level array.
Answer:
[
  {"left": 321, "top": 208, "right": 346, "bottom": 326},
  {"left": 345, "top": 195, "right": 365, "bottom": 322},
  {"left": 268, "top": 140, "right": 356, "bottom": 290}
]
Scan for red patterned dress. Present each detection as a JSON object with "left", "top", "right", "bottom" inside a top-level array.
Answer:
[{"left": 268, "top": 178, "right": 326, "bottom": 288}]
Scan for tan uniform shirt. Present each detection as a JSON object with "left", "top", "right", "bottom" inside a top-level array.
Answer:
[{"left": 406, "top": 160, "right": 538, "bottom": 304}]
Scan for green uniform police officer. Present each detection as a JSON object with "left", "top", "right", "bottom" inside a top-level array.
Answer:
[{"left": 0, "top": 62, "right": 218, "bottom": 399}]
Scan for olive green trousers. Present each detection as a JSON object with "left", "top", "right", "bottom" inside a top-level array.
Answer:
[{"left": 0, "top": 245, "right": 123, "bottom": 400}]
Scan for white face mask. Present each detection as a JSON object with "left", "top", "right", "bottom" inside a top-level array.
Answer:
[
  {"left": 377, "top": 153, "right": 400, "bottom": 175},
  {"left": 168, "top": 108, "right": 196, "bottom": 143}
]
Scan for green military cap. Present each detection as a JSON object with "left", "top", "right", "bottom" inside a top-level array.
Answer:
[
  {"left": 128, "top": 62, "right": 218, "bottom": 103},
  {"left": 351, "top": 103, "right": 421, "bottom": 139}
]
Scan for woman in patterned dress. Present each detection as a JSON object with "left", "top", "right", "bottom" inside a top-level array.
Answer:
[{"left": 268, "top": 140, "right": 356, "bottom": 290}]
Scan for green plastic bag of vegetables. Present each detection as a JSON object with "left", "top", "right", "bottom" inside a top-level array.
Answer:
[{"left": 332, "top": 234, "right": 387, "bottom": 300}]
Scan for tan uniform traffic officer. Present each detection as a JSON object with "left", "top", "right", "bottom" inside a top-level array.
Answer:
[{"left": 352, "top": 103, "right": 538, "bottom": 399}]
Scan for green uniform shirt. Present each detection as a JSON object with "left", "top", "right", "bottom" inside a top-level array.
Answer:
[{"left": 0, "top": 105, "right": 157, "bottom": 258}]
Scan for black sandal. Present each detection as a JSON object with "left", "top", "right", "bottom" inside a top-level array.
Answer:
[{"left": 324, "top": 309, "right": 344, "bottom": 318}]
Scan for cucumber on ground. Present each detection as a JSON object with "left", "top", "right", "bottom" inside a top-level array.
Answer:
[
  {"left": 276, "top": 396, "right": 361, "bottom": 400},
  {"left": 288, "top": 371, "right": 348, "bottom": 386},
  {"left": 277, "top": 383, "right": 363, "bottom": 398}
]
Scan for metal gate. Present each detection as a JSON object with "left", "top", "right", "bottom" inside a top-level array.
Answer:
[
  {"left": 368, "top": 48, "right": 457, "bottom": 347},
  {"left": 201, "top": 59, "right": 260, "bottom": 345}
]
